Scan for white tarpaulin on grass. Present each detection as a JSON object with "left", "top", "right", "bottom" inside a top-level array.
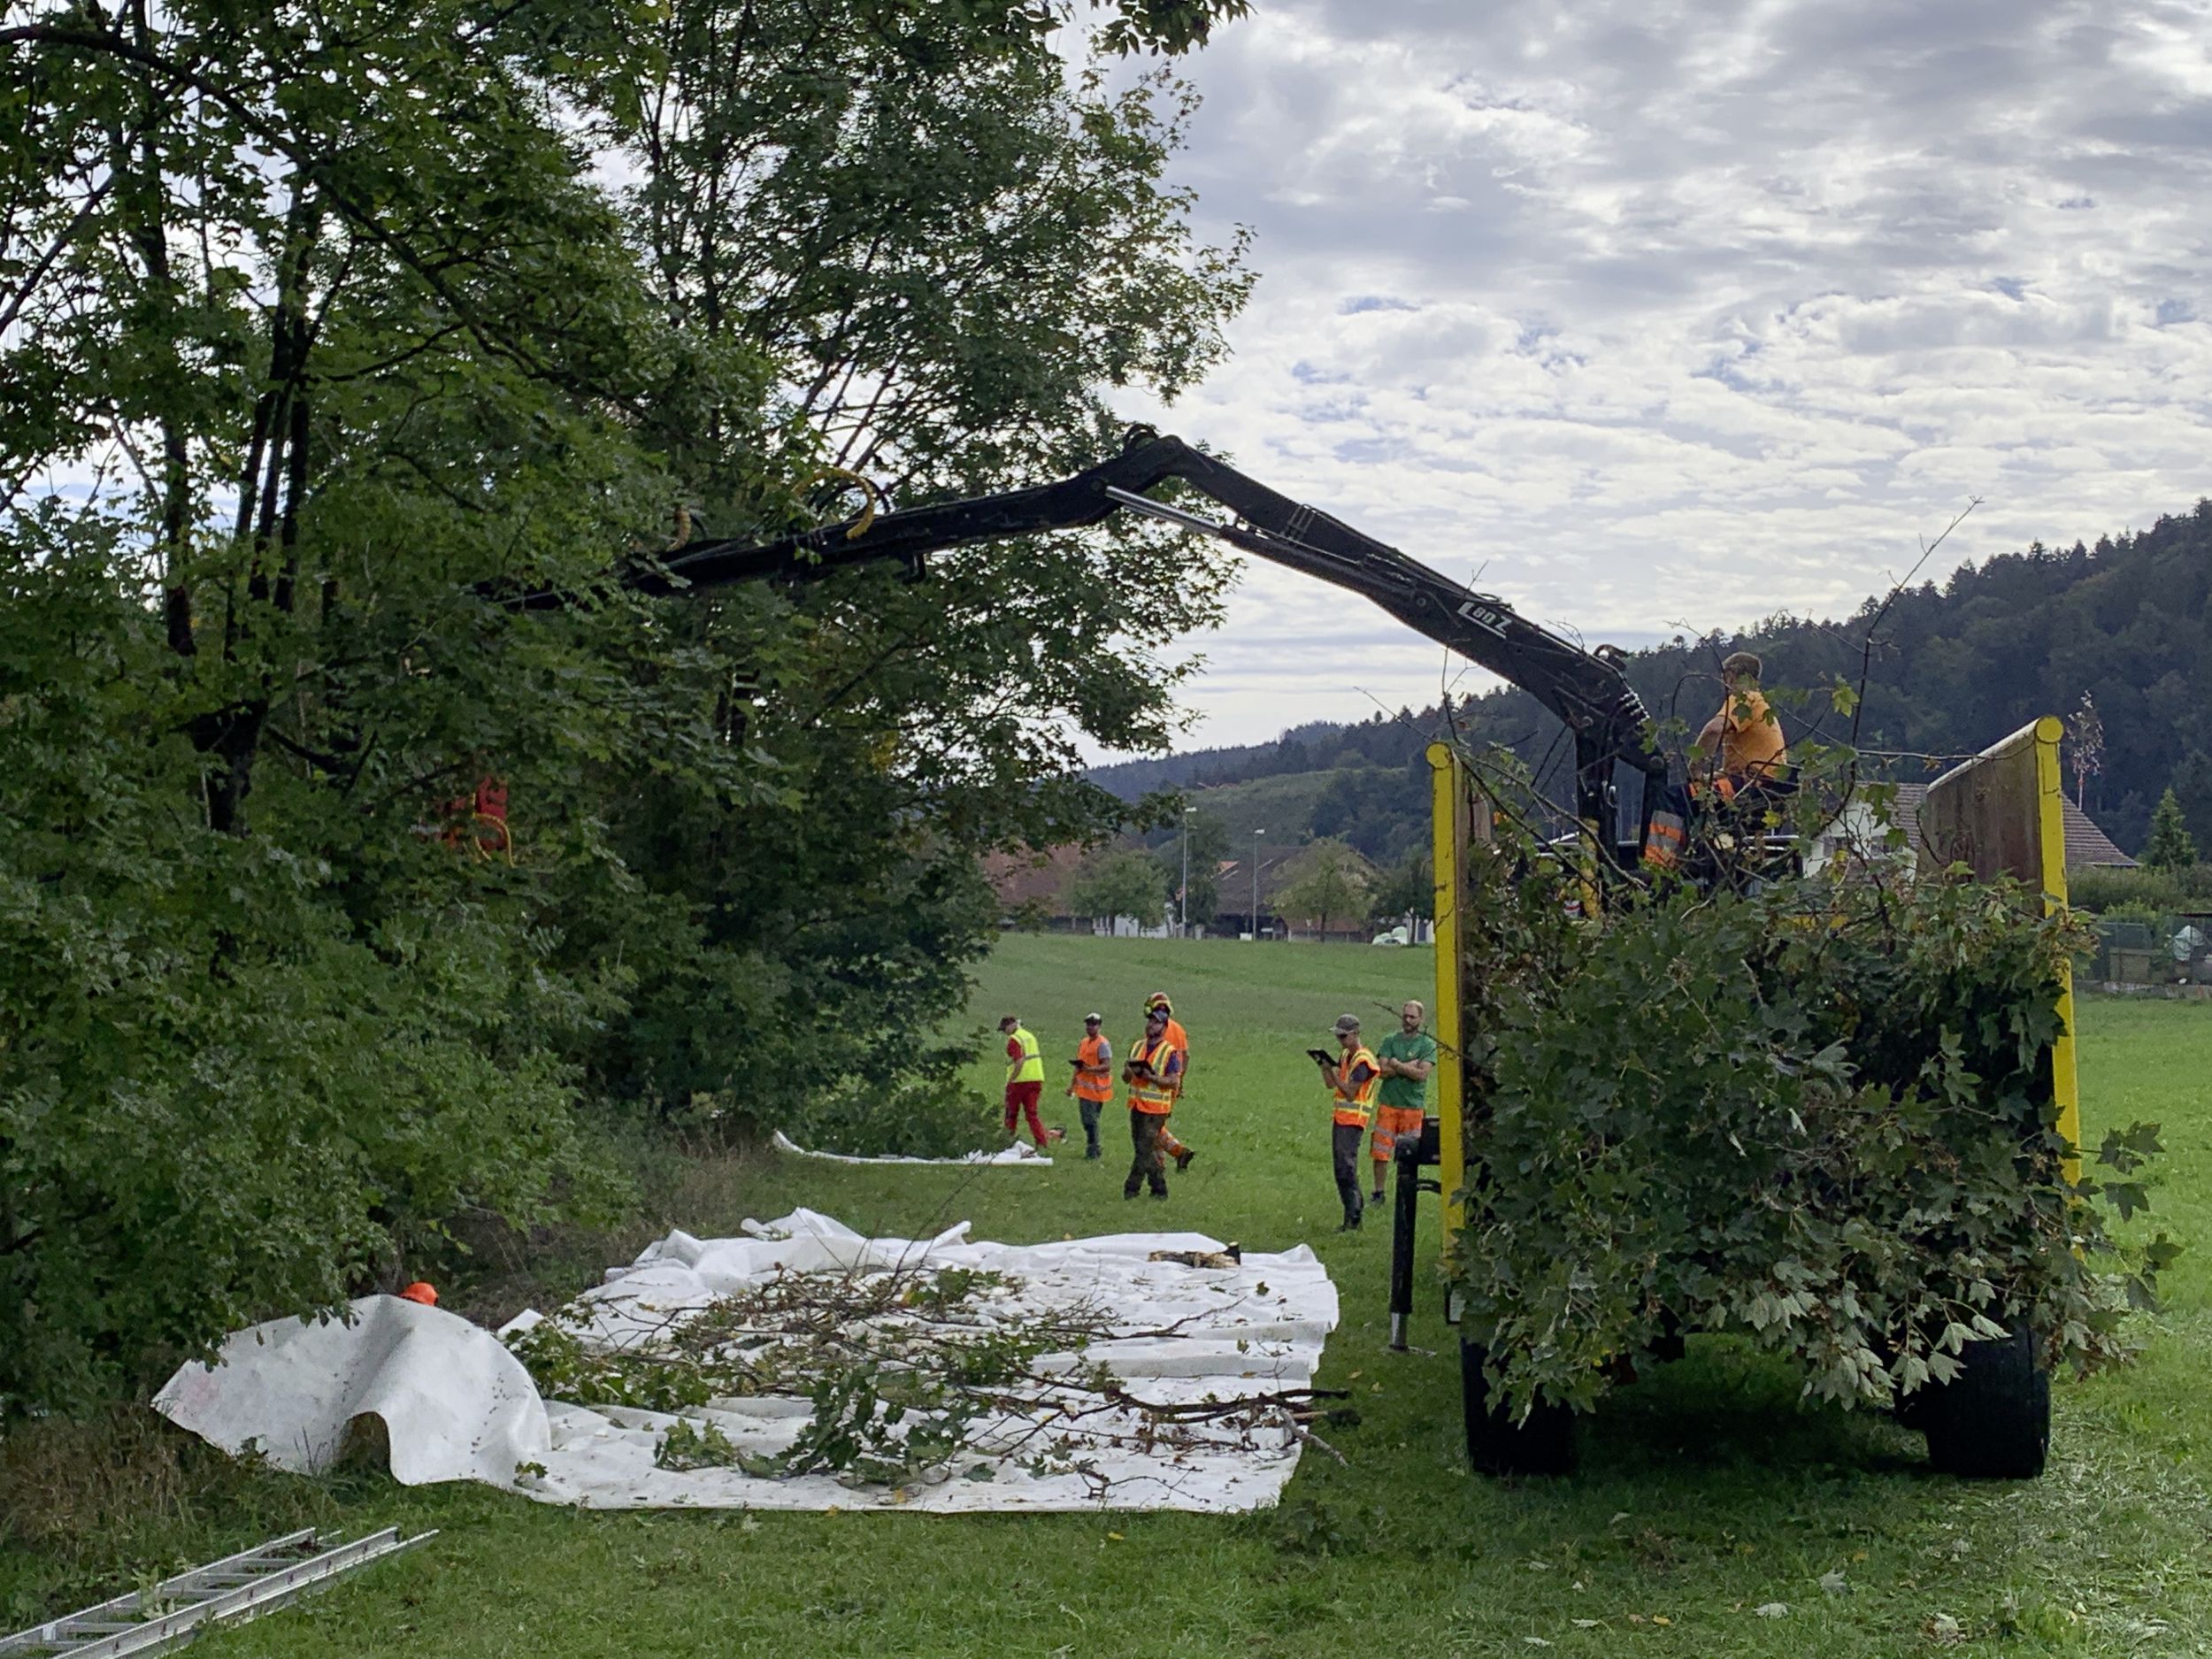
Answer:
[
  {"left": 768, "top": 1130, "right": 1051, "bottom": 1167},
  {"left": 154, "top": 1210, "right": 1338, "bottom": 1513}
]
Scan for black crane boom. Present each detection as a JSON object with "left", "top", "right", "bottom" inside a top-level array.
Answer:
[{"left": 516, "top": 427, "right": 1662, "bottom": 859}]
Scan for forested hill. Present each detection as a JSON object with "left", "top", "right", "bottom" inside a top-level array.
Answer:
[
  {"left": 1079, "top": 718, "right": 1370, "bottom": 797},
  {"left": 1095, "top": 500, "right": 2212, "bottom": 858}
]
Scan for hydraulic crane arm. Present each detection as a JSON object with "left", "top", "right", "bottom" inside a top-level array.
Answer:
[{"left": 518, "top": 427, "right": 1661, "bottom": 855}]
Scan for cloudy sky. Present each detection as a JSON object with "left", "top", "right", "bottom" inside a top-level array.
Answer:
[{"left": 1105, "top": 0, "right": 2212, "bottom": 753}]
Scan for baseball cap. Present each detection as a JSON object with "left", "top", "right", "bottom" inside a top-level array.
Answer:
[
  {"left": 1084, "top": 1011, "right": 1102, "bottom": 1023},
  {"left": 1332, "top": 1015, "right": 1361, "bottom": 1034}
]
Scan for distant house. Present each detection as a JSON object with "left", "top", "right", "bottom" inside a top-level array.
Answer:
[
  {"left": 985, "top": 844, "right": 1424, "bottom": 941},
  {"left": 1812, "top": 782, "right": 2137, "bottom": 876},
  {"left": 982, "top": 845, "right": 1089, "bottom": 930},
  {"left": 1215, "top": 853, "right": 1294, "bottom": 938},
  {"left": 982, "top": 844, "right": 1232, "bottom": 936}
]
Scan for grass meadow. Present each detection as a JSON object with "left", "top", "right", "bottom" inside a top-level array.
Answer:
[{"left": 3, "top": 934, "right": 2208, "bottom": 1656}]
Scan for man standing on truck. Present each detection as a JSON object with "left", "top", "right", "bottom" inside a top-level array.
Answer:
[
  {"left": 1066, "top": 1012, "right": 1114, "bottom": 1159},
  {"left": 1123, "top": 1001, "right": 1185, "bottom": 1199},
  {"left": 1314, "top": 1015, "right": 1381, "bottom": 1232},
  {"left": 1692, "top": 650, "right": 1789, "bottom": 796},
  {"left": 1370, "top": 999, "right": 1437, "bottom": 1204},
  {"left": 1000, "top": 1014, "right": 1049, "bottom": 1153},
  {"left": 1145, "top": 990, "right": 1199, "bottom": 1173}
]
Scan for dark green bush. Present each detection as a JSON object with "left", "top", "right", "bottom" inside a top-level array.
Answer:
[
  {"left": 0, "top": 527, "right": 626, "bottom": 1415},
  {"left": 2070, "top": 864, "right": 2212, "bottom": 915}
]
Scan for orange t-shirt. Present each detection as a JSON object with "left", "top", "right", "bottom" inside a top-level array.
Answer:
[
  {"left": 1163, "top": 1017, "right": 1189, "bottom": 1094},
  {"left": 1716, "top": 688, "right": 1786, "bottom": 780}
]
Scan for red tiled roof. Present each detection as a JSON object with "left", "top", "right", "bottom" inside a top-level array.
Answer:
[
  {"left": 983, "top": 845, "right": 1089, "bottom": 910},
  {"left": 983, "top": 845, "right": 1299, "bottom": 918}
]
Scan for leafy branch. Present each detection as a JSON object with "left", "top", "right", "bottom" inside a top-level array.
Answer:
[
  {"left": 1443, "top": 736, "right": 2175, "bottom": 1421},
  {"left": 508, "top": 1259, "right": 1340, "bottom": 1492}
]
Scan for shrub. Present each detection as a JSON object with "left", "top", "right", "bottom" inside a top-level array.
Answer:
[
  {"left": 0, "top": 531, "right": 625, "bottom": 1417},
  {"left": 2070, "top": 864, "right": 2212, "bottom": 914},
  {"left": 1448, "top": 777, "right": 2173, "bottom": 1420}
]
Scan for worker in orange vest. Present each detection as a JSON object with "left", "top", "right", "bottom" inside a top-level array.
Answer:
[
  {"left": 1145, "top": 991, "right": 1198, "bottom": 1173},
  {"left": 1066, "top": 1012, "right": 1115, "bottom": 1160},
  {"left": 1122, "top": 1001, "right": 1184, "bottom": 1199},
  {"left": 1313, "top": 1014, "right": 1381, "bottom": 1232}
]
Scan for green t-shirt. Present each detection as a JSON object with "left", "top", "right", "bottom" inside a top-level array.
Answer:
[{"left": 1374, "top": 1030, "right": 1437, "bottom": 1110}]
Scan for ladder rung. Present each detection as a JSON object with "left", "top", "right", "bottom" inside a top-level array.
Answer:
[
  {"left": 1, "top": 1527, "right": 323, "bottom": 1647},
  {"left": 0, "top": 1528, "right": 434, "bottom": 1659}
]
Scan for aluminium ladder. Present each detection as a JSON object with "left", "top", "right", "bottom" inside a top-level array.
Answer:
[{"left": 0, "top": 1526, "right": 434, "bottom": 1658}]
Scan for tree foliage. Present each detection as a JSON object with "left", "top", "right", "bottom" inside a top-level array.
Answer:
[
  {"left": 1275, "top": 838, "right": 1373, "bottom": 939},
  {"left": 2070, "top": 862, "right": 2212, "bottom": 915},
  {"left": 1370, "top": 848, "right": 1432, "bottom": 924},
  {"left": 0, "top": 0, "right": 1249, "bottom": 1412},
  {"left": 1447, "top": 749, "right": 2175, "bottom": 1421},
  {"left": 1151, "top": 810, "right": 1228, "bottom": 926},
  {"left": 2141, "top": 787, "right": 2197, "bottom": 872},
  {"left": 1069, "top": 849, "right": 1168, "bottom": 928}
]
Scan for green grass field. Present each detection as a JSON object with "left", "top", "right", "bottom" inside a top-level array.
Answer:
[{"left": 4, "top": 937, "right": 2208, "bottom": 1656}]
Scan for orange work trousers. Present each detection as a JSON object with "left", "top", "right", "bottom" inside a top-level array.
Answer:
[{"left": 1370, "top": 1104, "right": 1425, "bottom": 1174}]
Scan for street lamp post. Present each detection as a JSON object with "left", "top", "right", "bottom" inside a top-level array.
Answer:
[
  {"left": 1179, "top": 807, "right": 1194, "bottom": 939},
  {"left": 1251, "top": 827, "right": 1264, "bottom": 940}
]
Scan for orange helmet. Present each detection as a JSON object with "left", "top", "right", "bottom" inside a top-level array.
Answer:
[{"left": 397, "top": 1281, "right": 439, "bottom": 1307}]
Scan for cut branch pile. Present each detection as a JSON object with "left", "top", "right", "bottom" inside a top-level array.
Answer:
[{"left": 507, "top": 1260, "right": 1345, "bottom": 1496}]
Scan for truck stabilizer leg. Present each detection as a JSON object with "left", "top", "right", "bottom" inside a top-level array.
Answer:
[{"left": 1387, "top": 1139, "right": 1423, "bottom": 1350}]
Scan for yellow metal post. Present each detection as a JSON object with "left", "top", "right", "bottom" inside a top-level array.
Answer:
[
  {"left": 2033, "top": 716, "right": 2083, "bottom": 1182},
  {"left": 1427, "top": 741, "right": 1467, "bottom": 1248}
]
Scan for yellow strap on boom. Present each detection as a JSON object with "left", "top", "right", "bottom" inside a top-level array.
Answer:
[{"left": 797, "top": 464, "right": 883, "bottom": 541}]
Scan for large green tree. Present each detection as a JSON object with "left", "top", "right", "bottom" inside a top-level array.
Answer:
[
  {"left": 1371, "top": 848, "right": 1433, "bottom": 925},
  {"left": 1276, "top": 838, "right": 1375, "bottom": 941},
  {"left": 0, "top": 0, "right": 710, "bottom": 1415},
  {"left": 2142, "top": 788, "right": 2197, "bottom": 872},
  {"left": 1069, "top": 849, "right": 1170, "bottom": 929},
  {"left": 542, "top": 0, "right": 1251, "bottom": 1131},
  {"left": 0, "top": 0, "right": 1250, "bottom": 1410}
]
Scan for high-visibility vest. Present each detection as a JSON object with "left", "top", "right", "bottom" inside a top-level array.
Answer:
[
  {"left": 1643, "top": 808, "right": 1686, "bottom": 870},
  {"left": 1006, "top": 1026, "right": 1044, "bottom": 1086},
  {"left": 1072, "top": 1033, "right": 1115, "bottom": 1102},
  {"left": 1127, "top": 1033, "right": 1179, "bottom": 1115},
  {"left": 1331, "top": 1046, "right": 1380, "bottom": 1128},
  {"left": 1164, "top": 1017, "right": 1190, "bottom": 1097}
]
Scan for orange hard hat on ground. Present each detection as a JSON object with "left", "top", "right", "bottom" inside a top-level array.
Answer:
[{"left": 397, "top": 1281, "right": 438, "bottom": 1307}]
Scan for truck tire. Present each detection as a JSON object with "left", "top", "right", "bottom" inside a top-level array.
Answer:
[
  {"left": 1460, "top": 1340, "right": 1575, "bottom": 1476},
  {"left": 1921, "top": 1325, "right": 2049, "bottom": 1479}
]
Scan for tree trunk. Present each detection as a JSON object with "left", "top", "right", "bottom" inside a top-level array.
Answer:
[{"left": 197, "top": 185, "right": 320, "bottom": 833}]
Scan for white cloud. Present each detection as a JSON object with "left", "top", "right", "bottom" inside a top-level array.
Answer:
[{"left": 1104, "top": 0, "right": 2212, "bottom": 752}]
